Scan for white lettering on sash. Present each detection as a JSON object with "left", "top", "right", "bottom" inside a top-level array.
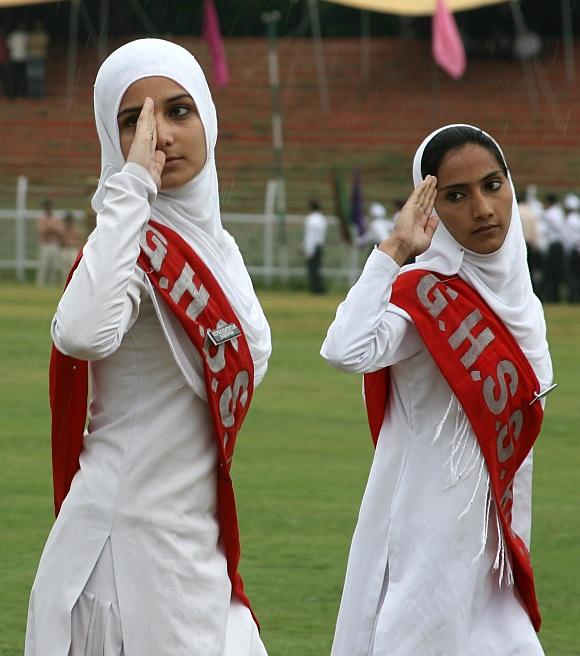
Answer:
[
  {"left": 219, "top": 370, "right": 250, "bottom": 428},
  {"left": 140, "top": 225, "right": 168, "bottom": 272},
  {"left": 483, "top": 360, "right": 519, "bottom": 415},
  {"left": 417, "top": 274, "right": 457, "bottom": 318},
  {"left": 170, "top": 263, "right": 210, "bottom": 320},
  {"left": 496, "top": 410, "right": 523, "bottom": 462},
  {"left": 448, "top": 309, "right": 495, "bottom": 369}
]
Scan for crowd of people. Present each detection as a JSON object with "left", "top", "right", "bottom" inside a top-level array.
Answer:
[
  {"left": 302, "top": 188, "right": 580, "bottom": 302},
  {"left": 1, "top": 21, "right": 49, "bottom": 98},
  {"left": 519, "top": 187, "right": 580, "bottom": 303},
  {"left": 35, "top": 198, "right": 81, "bottom": 286}
]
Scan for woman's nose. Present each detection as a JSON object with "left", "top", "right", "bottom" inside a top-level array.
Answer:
[
  {"left": 472, "top": 191, "right": 493, "bottom": 220},
  {"left": 155, "top": 116, "right": 174, "bottom": 149}
]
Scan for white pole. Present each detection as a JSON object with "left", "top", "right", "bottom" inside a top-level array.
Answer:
[
  {"left": 15, "top": 176, "right": 28, "bottom": 282},
  {"left": 262, "top": 11, "right": 289, "bottom": 284},
  {"left": 263, "top": 179, "right": 277, "bottom": 286},
  {"left": 307, "top": 0, "right": 330, "bottom": 113}
]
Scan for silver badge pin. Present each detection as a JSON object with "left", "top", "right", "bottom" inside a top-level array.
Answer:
[
  {"left": 207, "top": 323, "right": 242, "bottom": 347},
  {"left": 529, "top": 383, "right": 558, "bottom": 405}
]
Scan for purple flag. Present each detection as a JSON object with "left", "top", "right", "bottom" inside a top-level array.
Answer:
[
  {"left": 351, "top": 170, "right": 365, "bottom": 237},
  {"left": 203, "top": 0, "right": 230, "bottom": 87},
  {"left": 432, "top": 0, "right": 466, "bottom": 79}
]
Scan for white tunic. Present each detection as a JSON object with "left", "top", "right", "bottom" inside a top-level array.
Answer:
[
  {"left": 25, "top": 166, "right": 267, "bottom": 656},
  {"left": 321, "top": 249, "right": 544, "bottom": 656}
]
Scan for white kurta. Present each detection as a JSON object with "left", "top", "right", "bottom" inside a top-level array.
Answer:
[
  {"left": 25, "top": 165, "right": 267, "bottom": 656},
  {"left": 321, "top": 249, "right": 544, "bottom": 656}
]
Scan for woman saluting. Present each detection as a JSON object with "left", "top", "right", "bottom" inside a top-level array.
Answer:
[
  {"left": 25, "top": 39, "right": 270, "bottom": 656},
  {"left": 322, "top": 125, "right": 553, "bottom": 655}
]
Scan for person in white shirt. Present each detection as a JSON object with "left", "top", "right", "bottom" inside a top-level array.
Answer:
[
  {"left": 517, "top": 192, "right": 543, "bottom": 296},
  {"left": 321, "top": 124, "right": 552, "bottom": 656},
  {"left": 303, "top": 199, "right": 327, "bottom": 294},
  {"left": 542, "top": 193, "right": 566, "bottom": 302},
  {"left": 563, "top": 193, "right": 580, "bottom": 303},
  {"left": 25, "top": 38, "right": 271, "bottom": 656},
  {"left": 356, "top": 202, "right": 394, "bottom": 249},
  {"left": 7, "top": 22, "right": 28, "bottom": 97}
]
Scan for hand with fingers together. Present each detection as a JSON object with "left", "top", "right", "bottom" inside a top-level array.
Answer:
[
  {"left": 379, "top": 175, "right": 440, "bottom": 265},
  {"left": 126, "top": 96, "right": 166, "bottom": 191}
]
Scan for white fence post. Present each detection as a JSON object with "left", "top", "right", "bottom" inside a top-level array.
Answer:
[
  {"left": 15, "top": 175, "right": 28, "bottom": 282},
  {"left": 263, "top": 179, "right": 277, "bottom": 286}
]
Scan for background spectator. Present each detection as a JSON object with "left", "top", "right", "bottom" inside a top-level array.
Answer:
[
  {"left": 542, "top": 193, "right": 566, "bottom": 302},
  {"left": 563, "top": 194, "right": 580, "bottom": 303},
  {"left": 356, "top": 201, "right": 393, "bottom": 248},
  {"left": 303, "top": 199, "right": 327, "bottom": 294},
  {"left": 36, "top": 198, "right": 63, "bottom": 285},
  {"left": 27, "top": 20, "right": 49, "bottom": 98},
  {"left": 518, "top": 191, "right": 543, "bottom": 296},
  {"left": 60, "top": 211, "right": 81, "bottom": 276},
  {"left": 7, "top": 22, "right": 28, "bottom": 97}
]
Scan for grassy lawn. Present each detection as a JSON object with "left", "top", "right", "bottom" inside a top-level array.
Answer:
[{"left": 0, "top": 283, "right": 578, "bottom": 655}]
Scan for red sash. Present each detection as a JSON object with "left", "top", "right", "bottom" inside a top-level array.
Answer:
[
  {"left": 363, "top": 269, "right": 544, "bottom": 631},
  {"left": 50, "top": 220, "right": 257, "bottom": 616}
]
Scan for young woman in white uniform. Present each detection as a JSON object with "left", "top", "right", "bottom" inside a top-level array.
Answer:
[
  {"left": 321, "top": 125, "right": 553, "bottom": 656},
  {"left": 25, "top": 39, "right": 271, "bottom": 656}
]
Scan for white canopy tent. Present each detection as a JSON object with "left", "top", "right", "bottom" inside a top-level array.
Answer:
[{"left": 326, "top": 0, "right": 507, "bottom": 16}]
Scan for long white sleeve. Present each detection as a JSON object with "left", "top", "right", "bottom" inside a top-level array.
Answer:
[
  {"left": 51, "top": 163, "right": 157, "bottom": 360},
  {"left": 320, "top": 249, "right": 423, "bottom": 373}
]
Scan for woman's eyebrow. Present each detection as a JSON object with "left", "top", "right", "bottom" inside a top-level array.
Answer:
[
  {"left": 438, "top": 170, "right": 503, "bottom": 191},
  {"left": 117, "top": 94, "right": 193, "bottom": 119}
]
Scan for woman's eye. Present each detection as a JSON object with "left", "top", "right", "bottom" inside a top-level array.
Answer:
[
  {"left": 121, "top": 114, "right": 138, "bottom": 129},
  {"left": 170, "top": 105, "right": 190, "bottom": 118},
  {"left": 487, "top": 180, "right": 502, "bottom": 192},
  {"left": 446, "top": 191, "right": 464, "bottom": 202}
]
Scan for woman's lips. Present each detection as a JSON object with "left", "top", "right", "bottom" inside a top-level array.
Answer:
[
  {"left": 164, "top": 157, "right": 183, "bottom": 169},
  {"left": 473, "top": 224, "right": 499, "bottom": 234}
]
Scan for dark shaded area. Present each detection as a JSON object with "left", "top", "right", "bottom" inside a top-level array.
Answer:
[{"left": 0, "top": 0, "right": 578, "bottom": 44}]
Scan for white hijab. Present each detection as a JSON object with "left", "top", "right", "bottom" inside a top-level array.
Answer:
[
  {"left": 402, "top": 124, "right": 552, "bottom": 387},
  {"left": 92, "top": 38, "right": 271, "bottom": 381}
]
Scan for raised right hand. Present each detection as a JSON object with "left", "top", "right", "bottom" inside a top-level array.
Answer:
[
  {"left": 126, "top": 97, "right": 166, "bottom": 190},
  {"left": 378, "top": 175, "right": 439, "bottom": 265}
]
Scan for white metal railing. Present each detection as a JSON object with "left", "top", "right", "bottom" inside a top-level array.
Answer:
[{"left": 0, "top": 176, "right": 366, "bottom": 286}]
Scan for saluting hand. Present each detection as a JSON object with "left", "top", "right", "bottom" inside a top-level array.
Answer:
[
  {"left": 126, "top": 97, "right": 166, "bottom": 191},
  {"left": 378, "top": 175, "right": 439, "bottom": 265}
]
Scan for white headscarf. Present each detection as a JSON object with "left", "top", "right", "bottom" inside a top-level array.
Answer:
[
  {"left": 92, "top": 38, "right": 271, "bottom": 381},
  {"left": 402, "top": 124, "right": 552, "bottom": 387}
]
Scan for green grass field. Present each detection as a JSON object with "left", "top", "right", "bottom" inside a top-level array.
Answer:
[{"left": 1, "top": 283, "right": 579, "bottom": 655}]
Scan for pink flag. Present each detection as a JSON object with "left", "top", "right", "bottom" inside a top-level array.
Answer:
[
  {"left": 202, "top": 0, "right": 230, "bottom": 87},
  {"left": 432, "top": 0, "right": 466, "bottom": 79}
]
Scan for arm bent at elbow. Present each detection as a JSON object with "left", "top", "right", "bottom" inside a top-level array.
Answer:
[{"left": 320, "top": 249, "right": 420, "bottom": 373}]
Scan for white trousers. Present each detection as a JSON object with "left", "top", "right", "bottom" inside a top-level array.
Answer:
[
  {"left": 68, "top": 539, "right": 268, "bottom": 656},
  {"left": 69, "top": 540, "right": 123, "bottom": 656}
]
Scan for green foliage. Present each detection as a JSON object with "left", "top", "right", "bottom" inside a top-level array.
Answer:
[{"left": 0, "top": 284, "right": 578, "bottom": 655}]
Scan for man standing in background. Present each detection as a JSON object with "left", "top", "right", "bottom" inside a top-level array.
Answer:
[
  {"left": 27, "top": 20, "right": 49, "bottom": 98},
  {"left": 7, "top": 23, "right": 28, "bottom": 97},
  {"left": 36, "top": 198, "right": 63, "bottom": 286},
  {"left": 60, "top": 212, "right": 81, "bottom": 276},
  {"left": 303, "top": 199, "right": 327, "bottom": 294},
  {"left": 563, "top": 194, "right": 580, "bottom": 303},
  {"left": 542, "top": 193, "right": 566, "bottom": 302}
]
